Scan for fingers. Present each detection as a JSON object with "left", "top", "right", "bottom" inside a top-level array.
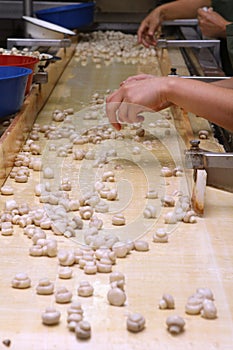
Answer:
[
  {"left": 121, "top": 74, "right": 154, "bottom": 86},
  {"left": 154, "top": 101, "right": 172, "bottom": 111},
  {"left": 117, "top": 101, "right": 144, "bottom": 125},
  {"left": 106, "top": 92, "right": 123, "bottom": 131},
  {"left": 137, "top": 22, "right": 158, "bottom": 47},
  {"left": 106, "top": 90, "right": 145, "bottom": 130},
  {"left": 137, "top": 21, "right": 147, "bottom": 44}
]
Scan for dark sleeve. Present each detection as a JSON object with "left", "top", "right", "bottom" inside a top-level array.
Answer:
[
  {"left": 155, "top": 0, "right": 174, "bottom": 6},
  {"left": 226, "top": 23, "right": 233, "bottom": 74}
]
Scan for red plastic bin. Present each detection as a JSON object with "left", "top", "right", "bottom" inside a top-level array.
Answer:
[{"left": 0, "top": 55, "right": 39, "bottom": 95}]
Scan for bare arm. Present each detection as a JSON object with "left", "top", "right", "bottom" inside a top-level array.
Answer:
[
  {"left": 198, "top": 7, "right": 231, "bottom": 38},
  {"left": 106, "top": 76, "right": 233, "bottom": 132},
  {"left": 138, "top": 0, "right": 211, "bottom": 47},
  {"left": 165, "top": 77, "right": 233, "bottom": 131}
]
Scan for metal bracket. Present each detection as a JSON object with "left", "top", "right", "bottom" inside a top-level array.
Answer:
[
  {"left": 156, "top": 39, "right": 220, "bottom": 49},
  {"left": 7, "top": 38, "right": 72, "bottom": 50},
  {"left": 185, "top": 140, "right": 233, "bottom": 192}
]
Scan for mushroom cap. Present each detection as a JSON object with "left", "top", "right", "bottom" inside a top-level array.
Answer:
[
  {"left": 166, "top": 315, "right": 185, "bottom": 333},
  {"left": 107, "top": 287, "right": 126, "bottom": 306},
  {"left": 196, "top": 287, "right": 214, "bottom": 300},
  {"left": 161, "top": 293, "right": 175, "bottom": 309},
  {"left": 127, "top": 313, "right": 145, "bottom": 332},
  {"left": 42, "top": 307, "right": 61, "bottom": 325}
]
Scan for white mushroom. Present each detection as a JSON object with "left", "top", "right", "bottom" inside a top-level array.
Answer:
[
  {"left": 75, "top": 320, "right": 91, "bottom": 339},
  {"left": 166, "top": 315, "right": 185, "bottom": 334},
  {"left": 159, "top": 294, "right": 175, "bottom": 309},
  {"left": 127, "top": 313, "right": 145, "bottom": 333},
  {"left": 134, "top": 240, "right": 149, "bottom": 252},
  {"left": 185, "top": 295, "right": 203, "bottom": 315},
  {"left": 112, "top": 213, "right": 126, "bottom": 226},
  {"left": 55, "top": 286, "right": 72, "bottom": 303},
  {"left": 107, "top": 287, "right": 126, "bottom": 306},
  {"left": 41, "top": 307, "right": 61, "bottom": 326},
  {"left": 201, "top": 299, "right": 217, "bottom": 319},
  {"left": 67, "top": 301, "right": 84, "bottom": 317},
  {"left": 67, "top": 313, "right": 83, "bottom": 331},
  {"left": 36, "top": 278, "right": 54, "bottom": 295},
  {"left": 161, "top": 167, "right": 173, "bottom": 177},
  {"left": 161, "top": 195, "right": 175, "bottom": 207},
  {"left": 196, "top": 287, "right": 214, "bottom": 301},
  {"left": 58, "top": 266, "right": 73, "bottom": 279},
  {"left": 43, "top": 167, "right": 54, "bottom": 179},
  {"left": 77, "top": 281, "right": 94, "bottom": 297},
  {"left": 143, "top": 205, "right": 157, "bottom": 219},
  {"left": 0, "top": 185, "right": 14, "bottom": 195},
  {"left": 112, "top": 242, "right": 128, "bottom": 258},
  {"left": 153, "top": 228, "right": 168, "bottom": 243},
  {"left": 198, "top": 129, "right": 209, "bottom": 139},
  {"left": 145, "top": 189, "right": 158, "bottom": 199},
  {"left": 164, "top": 211, "right": 177, "bottom": 224},
  {"left": 58, "top": 250, "right": 75, "bottom": 266},
  {"left": 11, "top": 273, "right": 31, "bottom": 289}
]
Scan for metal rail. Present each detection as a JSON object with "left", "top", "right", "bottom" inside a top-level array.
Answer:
[{"left": 7, "top": 38, "right": 72, "bottom": 49}]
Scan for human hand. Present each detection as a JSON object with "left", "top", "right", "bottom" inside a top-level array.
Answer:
[
  {"left": 197, "top": 7, "right": 231, "bottom": 38},
  {"left": 137, "top": 9, "right": 161, "bottom": 47},
  {"left": 120, "top": 74, "right": 155, "bottom": 86},
  {"left": 106, "top": 76, "right": 172, "bottom": 130}
]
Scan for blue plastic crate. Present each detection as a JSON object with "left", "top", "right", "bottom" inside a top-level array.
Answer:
[{"left": 36, "top": 3, "right": 95, "bottom": 30}]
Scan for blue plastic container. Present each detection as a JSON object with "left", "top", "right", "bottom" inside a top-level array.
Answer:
[
  {"left": 36, "top": 3, "right": 95, "bottom": 29},
  {"left": 0, "top": 66, "right": 32, "bottom": 118}
]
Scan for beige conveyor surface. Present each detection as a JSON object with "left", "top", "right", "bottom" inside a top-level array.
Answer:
[{"left": 0, "top": 39, "right": 232, "bottom": 349}]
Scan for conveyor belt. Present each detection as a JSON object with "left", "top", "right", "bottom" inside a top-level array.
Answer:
[{"left": 0, "top": 32, "right": 233, "bottom": 349}]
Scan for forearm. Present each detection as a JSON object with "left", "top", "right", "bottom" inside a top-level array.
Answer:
[
  {"left": 212, "top": 78, "right": 233, "bottom": 89},
  {"left": 163, "top": 77, "right": 233, "bottom": 131},
  {"left": 157, "top": 0, "right": 211, "bottom": 21}
]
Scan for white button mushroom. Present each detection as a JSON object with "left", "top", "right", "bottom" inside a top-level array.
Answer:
[
  {"left": 112, "top": 213, "right": 126, "bottom": 226},
  {"left": 159, "top": 293, "right": 175, "bottom": 309},
  {"left": 11, "top": 273, "right": 31, "bottom": 289},
  {"left": 201, "top": 299, "right": 217, "bottom": 319},
  {"left": 134, "top": 240, "right": 149, "bottom": 252},
  {"left": 41, "top": 307, "right": 61, "bottom": 326},
  {"left": 75, "top": 320, "right": 91, "bottom": 339},
  {"left": 153, "top": 228, "right": 168, "bottom": 243},
  {"left": 166, "top": 315, "right": 185, "bottom": 334},
  {"left": 36, "top": 278, "right": 54, "bottom": 295},
  {"left": 127, "top": 313, "right": 145, "bottom": 333},
  {"left": 58, "top": 266, "right": 73, "bottom": 279},
  {"left": 185, "top": 294, "right": 203, "bottom": 315},
  {"left": 107, "top": 287, "right": 126, "bottom": 306},
  {"left": 77, "top": 281, "right": 94, "bottom": 297},
  {"left": 143, "top": 205, "right": 157, "bottom": 219},
  {"left": 55, "top": 286, "right": 73, "bottom": 303}
]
